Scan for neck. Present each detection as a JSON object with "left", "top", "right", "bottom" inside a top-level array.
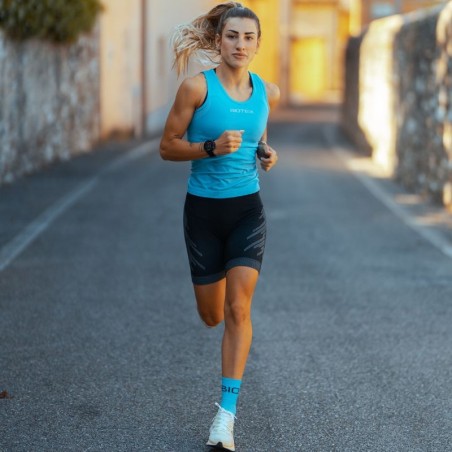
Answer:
[{"left": 215, "top": 64, "right": 250, "bottom": 88}]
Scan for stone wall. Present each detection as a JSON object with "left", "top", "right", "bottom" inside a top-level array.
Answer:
[
  {"left": 0, "top": 29, "right": 100, "bottom": 184},
  {"left": 342, "top": 3, "right": 452, "bottom": 208}
]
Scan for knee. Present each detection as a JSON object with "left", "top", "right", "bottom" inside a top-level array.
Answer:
[
  {"left": 201, "top": 317, "right": 223, "bottom": 328},
  {"left": 198, "top": 308, "right": 223, "bottom": 328},
  {"left": 225, "top": 299, "right": 251, "bottom": 326}
]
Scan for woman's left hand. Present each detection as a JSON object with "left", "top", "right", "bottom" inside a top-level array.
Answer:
[{"left": 260, "top": 145, "right": 278, "bottom": 172}]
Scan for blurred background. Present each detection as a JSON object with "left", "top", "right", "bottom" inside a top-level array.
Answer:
[
  {"left": 97, "top": 0, "right": 446, "bottom": 137},
  {"left": 2, "top": 5, "right": 452, "bottom": 450},
  {"left": 1, "top": 0, "right": 451, "bottom": 206}
]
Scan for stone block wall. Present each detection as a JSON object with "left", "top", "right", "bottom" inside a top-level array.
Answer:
[
  {"left": 0, "top": 29, "right": 100, "bottom": 184},
  {"left": 342, "top": 33, "right": 371, "bottom": 156},
  {"left": 342, "top": 3, "right": 452, "bottom": 208}
]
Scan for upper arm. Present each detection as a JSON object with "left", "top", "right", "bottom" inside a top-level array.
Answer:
[
  {"left": 260, "top": 82, "right": 281, "bottom": 143},
  {"left": 265, "top": 81, "right": 281, "bottom": 110},
  {"left": 160, "top": 74, "right": 207, "bottom": 145}
]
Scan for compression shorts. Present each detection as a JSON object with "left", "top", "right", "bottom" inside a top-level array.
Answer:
[{"left": 183, "top": 192, "right": 267, "bottom": 285}]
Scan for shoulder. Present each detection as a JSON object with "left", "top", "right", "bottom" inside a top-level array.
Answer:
[
  {"left": 180, "top": 72, "right": 207, "bottom": 92},
  {"left": 176, "top": 72, "right": 208, "bottom": 108},
  {"left": 250, "top": 73, "right": 280, "bottom": 109},
  {"left": 264, "top": 81, "right": 280, "bottom": 109}
]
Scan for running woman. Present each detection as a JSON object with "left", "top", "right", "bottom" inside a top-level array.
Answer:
[{"left": 160, "top": 2, "right": 279, "bottom": 450}]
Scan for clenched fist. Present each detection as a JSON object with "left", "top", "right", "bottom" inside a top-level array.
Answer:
[{"left": 214, "top": 130, "right": 245, "bottom": 155}]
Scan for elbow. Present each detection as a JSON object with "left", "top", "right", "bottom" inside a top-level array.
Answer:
[
  {"left": 159, "top": 140, "right": 171, "bottom": 161},
  {"left": 159, "top": 148, "right": 169, "bottom": 161}
]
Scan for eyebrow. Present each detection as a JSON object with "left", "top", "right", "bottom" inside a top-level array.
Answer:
[{"left": 226, "top": 29, "right": 256, "bottom": 35}]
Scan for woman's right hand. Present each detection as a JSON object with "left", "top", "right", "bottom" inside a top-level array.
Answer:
[{"left": 214, "top": 130, "right": 245, "bottom": 155}]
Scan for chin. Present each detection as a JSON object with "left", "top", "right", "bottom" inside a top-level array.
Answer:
[{"left": 228, "top": 60, "right": 250, "bottom": 69}]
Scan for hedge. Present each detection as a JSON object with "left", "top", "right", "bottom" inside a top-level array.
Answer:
[{"left": 0, "top": 0, "right": 103, "bottom": 44}]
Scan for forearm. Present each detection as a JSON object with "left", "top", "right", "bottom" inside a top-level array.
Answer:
[{"left": 160, "top": 137, "right": 208, "bottom": 161}]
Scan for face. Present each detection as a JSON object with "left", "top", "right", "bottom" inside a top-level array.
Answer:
[{"left": 217, "top": 17, "right": 260, "bottom": 68}]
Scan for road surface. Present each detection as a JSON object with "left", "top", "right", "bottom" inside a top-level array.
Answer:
[{"left": 1, "top": 106, "right": 451, "bottom": 451}]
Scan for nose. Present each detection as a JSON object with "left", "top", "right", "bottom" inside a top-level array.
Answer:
[{"left": 236, "top": 37, "right": 245, "bottom": 50}]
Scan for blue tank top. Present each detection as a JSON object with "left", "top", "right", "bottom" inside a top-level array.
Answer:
[{"left": 186, "top": 69, "right": 269, "bottom": 198}]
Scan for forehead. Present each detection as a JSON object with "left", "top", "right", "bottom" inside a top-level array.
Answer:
[{"left": 222, "top": 17, "right": 258, "bottom": 34}]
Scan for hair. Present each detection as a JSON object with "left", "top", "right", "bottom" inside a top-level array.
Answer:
[{"left": 171, "top": 2, "right": 261, "bottom": 75}]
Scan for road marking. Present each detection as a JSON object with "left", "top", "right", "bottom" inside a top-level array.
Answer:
[
  {"left": 324, "top": 126, "right": 452, "bottom": 260},
  {"left": 0, "top": 178, "right": 98, "bottom": 272},
  {"left": 0, "top": 138, "right": 160, "bottom": 273}
]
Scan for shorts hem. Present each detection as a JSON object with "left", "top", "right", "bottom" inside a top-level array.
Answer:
[
  {"left": 192, "top": 271, "right": 226, "bottom": 285},
  {"left": 225, "top": 257, "right": 262, "bottom": 273}
]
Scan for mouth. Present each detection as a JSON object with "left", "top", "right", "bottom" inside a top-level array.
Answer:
[{"left": 232, "top": 53, "right": 247, "bottom": 59}]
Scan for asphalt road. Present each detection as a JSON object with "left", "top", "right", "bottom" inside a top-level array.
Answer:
[{"left": 1, "top": 106, "right": 452, "bottom": 451}]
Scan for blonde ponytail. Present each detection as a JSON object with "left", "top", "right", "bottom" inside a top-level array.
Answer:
[{"left": 171, "top": 2, "right": 245, "bottom": 76}]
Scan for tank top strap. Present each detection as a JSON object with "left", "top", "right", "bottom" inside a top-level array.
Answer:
[
  {"left": 202, "top": 69, "right": 225, "bottom": 104},
  {"left": 249, "top": 72, "right": 268, "bottom": 105},
  {"left": 203, "top": 68, "right": 216, "bottom": 86}
]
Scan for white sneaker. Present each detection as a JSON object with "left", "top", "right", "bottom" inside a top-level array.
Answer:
[{"left": 206, "top": 402, "right": 236, "bottom": 451}]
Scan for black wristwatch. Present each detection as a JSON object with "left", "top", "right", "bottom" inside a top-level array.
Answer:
[{"left": 203, "top": 140, "right": 216, "bottom": 157}]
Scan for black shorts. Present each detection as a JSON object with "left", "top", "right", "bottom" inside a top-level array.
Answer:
[{"left": 183, "top": 192, "right": 266, "bottom": 285}]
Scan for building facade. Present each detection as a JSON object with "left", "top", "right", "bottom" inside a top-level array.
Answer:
[
  {"left": 98, "top": 0, "right": 447, "bottom": 138},
  {"left": 244, "top": 0, "right": 446, "bottom": 104},
  {"left": 99, "top": 0, "right": 212, "bottom": 139}
]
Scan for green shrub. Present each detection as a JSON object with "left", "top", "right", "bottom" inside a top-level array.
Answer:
[{"left": 0, "top": 0, "right": 103, "bottom": 44}]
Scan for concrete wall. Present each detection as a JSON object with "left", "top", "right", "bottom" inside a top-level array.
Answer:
[
  {"left": 99, "top": 0, "right": 217, "bottom": 138},
  {"left": 0, "top": 0, "right": 213, "bottom": 184},
  {"left": 342, "top": 3, "right": 452, "bottom": 208},
  {"left": 99, "top": 1, "right": 143, "bottom": 138},
  {"left": 0, "top": 29, "right": 100, "bottom": 184},
  {"left": 144, "top": 0, "right": 213, "bottom": 135}
]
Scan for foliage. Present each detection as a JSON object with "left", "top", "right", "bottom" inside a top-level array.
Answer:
[{"left": 0, "top": 0, "right": 103, "bottom": 44}]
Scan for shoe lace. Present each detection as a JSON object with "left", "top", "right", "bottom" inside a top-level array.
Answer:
[{"left": 210, "top": 402, "right": 236, "bottom": 435}]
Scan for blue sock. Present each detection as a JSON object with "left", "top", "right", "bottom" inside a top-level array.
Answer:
[{"left": 220, "top": 377, "right": 242, "bottom": 415}]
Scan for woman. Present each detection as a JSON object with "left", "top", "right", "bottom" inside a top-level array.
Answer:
[{"left": 160, "top": 2, "right": 279, "bottom": 450}]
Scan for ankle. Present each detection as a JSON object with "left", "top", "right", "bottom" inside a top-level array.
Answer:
[{"left": 220, "top": 377, "right": 242, "bottom": 415}]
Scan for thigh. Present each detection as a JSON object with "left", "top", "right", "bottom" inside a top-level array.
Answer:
[
  {"left": 194, "top": 266, "right": 258, "bottom": 326},
  {"left": 225, "top": 266, "right": 259, "bottom": 304},
  {"left": 184, "top": 194, "right": 226, "bottom": 285},
  {"left": 225, "top": 195, "right": 266, "bottom": 273},
  {"left": 194, "top": 278, "right": 226, "bottom": 326}
]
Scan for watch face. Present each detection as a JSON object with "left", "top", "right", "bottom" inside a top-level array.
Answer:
[{"left": 204, "top": 140, "right": 215, "bottom": 152}]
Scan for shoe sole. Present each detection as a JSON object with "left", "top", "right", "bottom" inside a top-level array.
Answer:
[{"left": 206, "top": 441, "right": 235, "bottom": 451}]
